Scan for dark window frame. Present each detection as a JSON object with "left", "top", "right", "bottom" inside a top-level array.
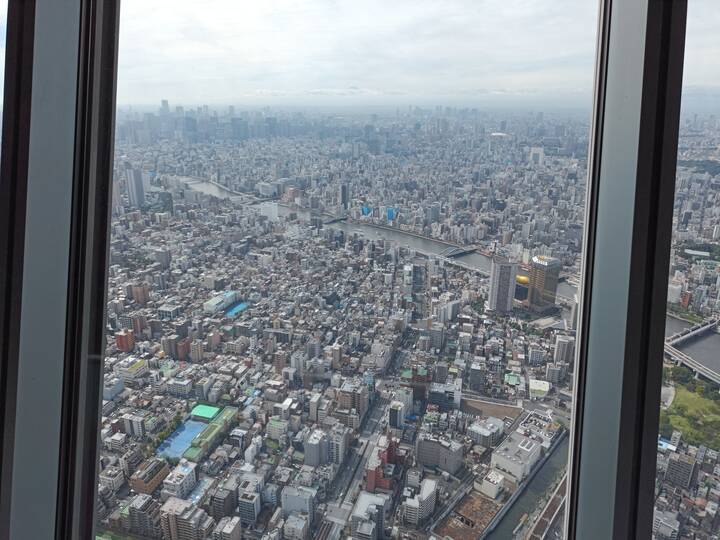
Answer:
[
  {"left": 566, "top": 0, "right": 687, "bottom": 538},
  {"left": 0, "top": 0, "right": 690, "bottom": 538},
  {"left": 0, "top": 1, "right": 120, "bottom": 539}
]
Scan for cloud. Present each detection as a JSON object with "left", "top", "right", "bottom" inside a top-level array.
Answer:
[
  {"left": 115, "top": 0, "right": 601, "bottom": 106},
  {"left": 42, "top": 0, "right": 716, "bottom": 108}
]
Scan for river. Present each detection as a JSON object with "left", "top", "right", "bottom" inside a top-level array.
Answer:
[
  {"left": 665, "top": 315, "right": 720, "bottom": 375},
  {"left": 665, "top": 315, "right": 691, "bottom": 337},
  {"left": 487, "top": 318, "right": 713, "bottom": 538},
  {"left": 183, "top": 179, "right": 578, "bottom": 299},
  {"left": 188, "top": 181, "right": 720, "bottom": 376},
  {"left": 664, "top": 315, "right": 720, "bottom": 375},
  {"left": 487, "top": 437, "right": 569, "bottom": 539},
  {"left": 183, "top": 180, "right": 720, "bottom": 534}
]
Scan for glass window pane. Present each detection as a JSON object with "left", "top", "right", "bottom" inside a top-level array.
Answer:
[
  {"left": 656, "top": 2, "right": 720, "bottom": 539},
  {"left": 95, "top": 2, "right": 598, "bottom": 539}
]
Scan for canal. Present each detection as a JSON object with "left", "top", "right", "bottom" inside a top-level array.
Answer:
[{"left": 487, "top": 437, "right": 569, "bottom": 539}]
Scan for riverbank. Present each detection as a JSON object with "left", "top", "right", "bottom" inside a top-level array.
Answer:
[
  {"left": 484, "top": 430, "right": 569, "bottom": 539},
  {"left": 183, "top": 185, "right": 580, "bottom": 301}
]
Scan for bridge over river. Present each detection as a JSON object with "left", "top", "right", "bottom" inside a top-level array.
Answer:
[{"left": 665, "top": 318, "right": 720, "bottom": 384}]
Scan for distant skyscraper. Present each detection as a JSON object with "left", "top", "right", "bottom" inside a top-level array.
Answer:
[
  {"left": 126, "top": 168, "right": 145, "bottom": 209},
  {"left": 488, "top": 257, "right": 517, "bottom": 313},
  {"left": 112, "top": 177, "right": 122, "bottom": 214},
  {"left": 340, "top": 183, "right": 350, "bottom": 210},
  {"left": 529, "top": 146, "right": 545, "bottom": 166},
  {"left": 529, "top": 255, "right": 561, "bottom": 310},
  {"left": 514, "top": 275, "right": 530, "bottom": 301}
]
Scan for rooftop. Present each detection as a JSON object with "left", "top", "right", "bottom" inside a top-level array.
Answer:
[{"left": 191, "top": 403, "right": 220, "bottom": 421}]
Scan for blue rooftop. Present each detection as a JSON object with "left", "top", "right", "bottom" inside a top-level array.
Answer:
[
  {"left": 225, "top": 301, "right": 249, "bottom": 317},
  {"left": 156, "top": 420, "right": 206, "bottom": 459}
]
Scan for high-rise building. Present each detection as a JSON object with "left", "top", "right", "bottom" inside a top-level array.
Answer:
[
  {"left": 652, "top": 509, "right": 680, "bottom": 540},
  {"left": 126, "top": 167, "right": 145, "bottom": 209},
  {"left": 237, "top": 491, "right": 261, "bottom": 525},
  {"left": 415, "top": 433, "right": 463, "bottom": 474},
  {"left": 469, "top": 361, "right": 486, "bottom": 391},
  {"left": 491, "top": 433, "right": 541, "bottom": 482},
  {"left": 664, "top": 452, "right": 696, "bottom": 489},
  {"left": 308, "top": 393, "right": 321, "bottom": 422},
  {"left": 528, "top": 255, "right": 561, "bottom": 310},
  {"left": 129, "top": 457, "right": 170, "bottom": 495},
  {"left": 350, "top": 491, "right": 388, "bottom": 540},
  {"left": 115, "top": 329, "right": 135, "bottom": 352},
  {"left": 403, "top": 478, "right": 437, "bottom": 525},
  {"left": 159, "top": 497, "right": 215, "bottom": 540},
  {"left": 304, "top": 429, "right": 328, "bottom": 467},
  {"left": 281, "top": 485, "right": 316, "bottom": 524},
  {"left": 340, "top": 182, "right": 350, "bottom": 210},
  {"left": 554, "top": 335, "right": 576, "bottom": 364},
  {"left": 328, "top": 424, "right": 350, "bottom": 465},
  {"left": 488, "top": 257, "right": 517, "bottom": 313},
  {"left": 212, "top": 516, "right": 242, "bottom": 540},
  {"left": 131, "top": 282, "right": 150, "bottom": 305},
  {"left": 283, "top": 513, "right": 310, "bottom": 540},
  {"left": 337, "top": 379, "right": 369, "bottom": 422},
  {"left": 467, "top": 417, "right": 504, "bottom": 447},
  {"left": 127, "top": 494, "right": 162, "bottom": 539},
  {"left": 210, "top": 476, "right": 239, "bottom": 520},
  {"left": 161, "top": 459, "right": 198, "bottom": 501},
  {"left": 389, "top": 401, "right": 405, "bottom": 429}
]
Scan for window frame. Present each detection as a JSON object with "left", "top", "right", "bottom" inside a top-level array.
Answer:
[
  {"left": 0, "top": 0, "right": 691, "bottom": 538},
  {"left": 566, "top": 0, "right": 688, "bottom": 538},
  {"left": 0, "top": 1, "right": 119, "bottom": 539}
]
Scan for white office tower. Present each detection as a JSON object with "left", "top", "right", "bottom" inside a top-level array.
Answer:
[
  {"left": 328, "top": 424, "right": 350, "bottom": 465},
  {"left": 488, "top": 258, "right": 517, "bottom": 313},
  {"left": 281, "top": 485, "right": 317, "bottom": 525},
  {"left": 283, "top": 513, "right": 310, "bottom": 540},
  {"left": 403, "top": 478, "right": 437, "bottom": 525},
  {"left": 126, "top": 167, "right": 145, "bottom": 209},
  {"left": 304, "top": 429, "right": 328, "bottom": 467},
  {"left": 161, "top": 459, "right": 198, "bottom": 501}
]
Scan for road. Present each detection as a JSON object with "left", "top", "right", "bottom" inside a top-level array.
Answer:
[
  {"left": 318, "top": 338, "right": 415, "bottom": 539},
  {"left": 321, "top": 393, "right": 392, "bottom": 539}
]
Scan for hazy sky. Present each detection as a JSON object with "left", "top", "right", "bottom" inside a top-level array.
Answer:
[
  {"left": 117, "top": 0, "right": 601, "bottom": 107},
  {"left": 114, "top": 0, "right": 720, "bottom": 109},
  {"left": 0, "top": 1, "right": 717, "bottom": 109}
]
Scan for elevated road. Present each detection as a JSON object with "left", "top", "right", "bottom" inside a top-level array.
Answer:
[
  {"left": 666, "top": 318, "right": 718, "bottom": 347},
  {"left": 664, "top": 318, "right": 720, "bottom": 384},
  {"left": 439, "top": 245, "right": 479, "bottom": 258},
  {"left": 665, "top": 344, "right": 720, "bottom": 385}
]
